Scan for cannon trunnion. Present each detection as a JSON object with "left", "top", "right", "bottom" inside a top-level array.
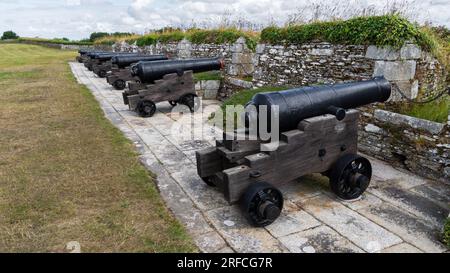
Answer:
[{"left": 196, "top": 78, "right": 390, "bottom": 227}]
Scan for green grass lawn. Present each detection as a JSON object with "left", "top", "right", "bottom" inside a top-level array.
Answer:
[
  {"left": 0, "top": 44, "right": 196, "bottom": 253},
  {"left": 193, "top": 71, "right": 222, "bottom": 82}
]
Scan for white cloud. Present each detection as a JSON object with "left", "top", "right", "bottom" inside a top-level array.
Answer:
[{"left": 0, "top": 0, "right": 448, "bottom": 40}]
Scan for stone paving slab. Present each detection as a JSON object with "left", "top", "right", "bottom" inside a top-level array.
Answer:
[
  {"left": 358, "top": 203, "right": 446, "bottom": 253},
  {"left": 206, "top": 206, "right": 286, "bottom": 253},
  {"left": 279, "top": 225, "right": 364, "bottom": 253},
  {"left": 298, "top": 194, "right": 403, "bottom": 252},
  {"left": 70, "top": 62, "right": 449, "bottom": 253}
]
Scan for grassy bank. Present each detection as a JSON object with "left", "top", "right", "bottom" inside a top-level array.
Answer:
[
  {"left": 444, "top": 218, "right": 450, "bottom": 248},
  {"left": 0, "top": 44, "right": 195, "bottom": 252}
]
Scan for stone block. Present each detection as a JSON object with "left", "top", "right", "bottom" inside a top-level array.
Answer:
[
  {"left": 256, "top": 44, "right": 266, "bottom": 54},
  {"left": 232, "top": 43, "right": 243, "bottom": 53},
  {"left": 373, "top": 60, "right": 416, "bottom": 81},
  {"left": 203, "top": 80, "right": 220, "bottom": 91},
  {"left": 232, "top": 53, "right": 254, "bottom": 64},
  {"left": 309, "top": 48, "right": 333, "bottom": 56},
  {"left": 364, "top": 123, "right": 386, "bottom": 135},
  {"left": 227, "top": 64, "right": 238, "bottom": 76},
  {"left": 366, "top": 45, "right": 400, "bottom": 60},
  {"left": 195, "top": 82, "right": 202, "bottom": 91},
  {"left": 374, "top": 109, "right": 445, "bottom": 135},
  {"left": 400, "top": 44, "right": 421, "bottom": 60},
  {"left": 389, "top": 80, "right": 419, "bottom": 102},
  {"left": 228, "top": 78, "right": 254, "bottom": 89},
  {"left": 204, "top": 89, "right": 218, "bottom": 100}
]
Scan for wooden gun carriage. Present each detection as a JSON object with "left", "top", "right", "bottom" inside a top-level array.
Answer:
[
  {"left": 196, "top": 77, "right": 392, "bottom": 227},
  {"left": 123, "top": 71, "right": 199, "bottom": 117},
  {"left": 106, "top": 66, "right": 140, "bottom": 90},
  {"left": 122, "top": 57, "right": 224, "bottom": 117}
]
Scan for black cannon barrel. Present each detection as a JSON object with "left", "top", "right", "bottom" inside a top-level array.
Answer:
[
  {"left": 246, "top": 77, "right": 391, "bottom": 132},
  {"left": 79, "top": 49, "right": 92, "bottom": 55},
  {"left": 93, "top": 53, "right": 141, "bottom": 61},
  {"left": 86, "top": 51, "right": 110, "bottom": 58},
  {"left": 133, "top": 57, "right": 224, "bottom": 83},
  {"left": 112, "top": 55, "right": 168, "bottom": 68}
]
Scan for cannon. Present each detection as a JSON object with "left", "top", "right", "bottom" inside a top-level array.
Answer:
[
  {"left": 196, "top": 77, "right": 391, "bottom": 227},
  {"left": 106, "top": 55, "right": 168, "bottom": 90},
  {"left": 123, "top": 57, "right": 224, "bottom": 117},
  {"left": 77, "top": 50, "right": 105, "bottom": 64},
  {"left": 76, "top": 49, "right": 92, "bottom": 63},
  {"left": 91, "top": 53, "right": 143, "bottom": 77},
  {"left": 83, "top": 51, "right": 111, "bottom": 70}
]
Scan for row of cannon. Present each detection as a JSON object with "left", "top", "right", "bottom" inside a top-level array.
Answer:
[
  {"left": 76, "top": 49, "right": 392, "bottom": 227},
  {"left": 77, "top": 49, "right": 223, "bottom": 116}
]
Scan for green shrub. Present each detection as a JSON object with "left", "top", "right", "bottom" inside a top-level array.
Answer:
[
  {"left": 89, "top": 32, "right": 109, "bottom": 42},
  {"left": 444, "top": 218, "right": 450, "bottom": 248},
  {"left": 158, "top": 31, "right": 185, "bottom": 43},
  {"left": 134, "top": 29, "right": 258, "bottom": 51},
  {"left": 188, "top": 29, "right": 258, "bottom": 51},
  {"left": 136, "top": 34, "right": 158, "bottom": 46},
  {"left": 261, "top": 15, "right": 436, "bottom": 51}
]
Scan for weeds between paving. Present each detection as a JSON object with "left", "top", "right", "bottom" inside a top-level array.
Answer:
[{"left": 0, "top": 44, "right": 196, "bottom": 252}]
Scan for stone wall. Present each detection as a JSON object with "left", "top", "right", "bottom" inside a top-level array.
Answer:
[
  {"left": 253, "top": 43, "right": 373, "bottom": 87},
  {"left": 359, "top": 109, "right": 449, "bottom": 183},
  {"left": 253, "top": 42, "right": 446, "bottom": 102}
]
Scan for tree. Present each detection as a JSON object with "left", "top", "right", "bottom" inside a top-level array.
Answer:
[
  {"left": 89, "top": 32, "right": 109, "bottom": 42},
  {"left": 1, "top": 31, "right": 19, "bottom": 40}
]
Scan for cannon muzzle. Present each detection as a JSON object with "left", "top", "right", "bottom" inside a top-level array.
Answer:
[
  {"left": 245, "top": 77, "right": 391, "bottom": 132},
  {"left": 112, "top": 55, "right": 168, "bottom": 68},
  {"left": 132, "top": 57, "right": 224, "bottom": 83}
]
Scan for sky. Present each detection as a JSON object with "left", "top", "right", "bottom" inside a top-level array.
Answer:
[{"left": 0, "top": 0, "right": 449, "bottom": 40}]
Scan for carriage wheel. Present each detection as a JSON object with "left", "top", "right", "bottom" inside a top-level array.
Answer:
[
  {"left": 137, "top": 100, "right": 156, "bottom": 118},
  {"left": 114, "top": 80, "right": 126, "bottom": 90},
  {"left": 180, "top": 94, "right": 200, "bottom": 113},
  {"left": 240, "top": 182, "right": 283, "bottom": 227},
  {"left": 329, "top": 154, "right": 372, "bottom": 200},
  {"left": 168, "top": 100, "right": 178, "bottom": 107},
  {"left": 201, "top": 176, "right": 216, "bottom": 187}
]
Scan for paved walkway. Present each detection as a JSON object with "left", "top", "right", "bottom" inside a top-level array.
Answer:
[{"left": 70, "top": 62, "right": 449, "bottom": 253}]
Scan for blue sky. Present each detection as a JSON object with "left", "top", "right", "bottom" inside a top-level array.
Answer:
[{"left": 0, "top": 0, "right": 449, "bottom": 40}]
